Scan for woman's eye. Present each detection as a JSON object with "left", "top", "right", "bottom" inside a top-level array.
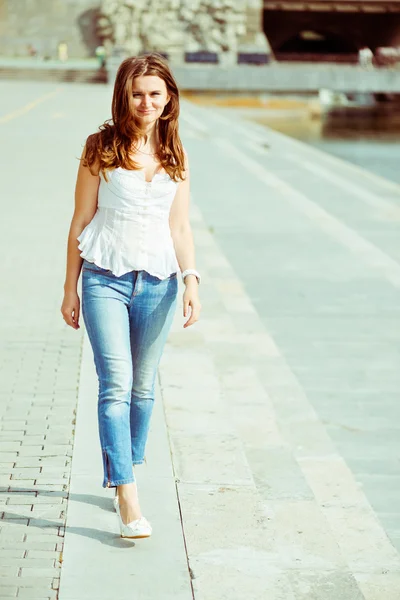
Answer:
[{"left": 132, "top": 93, "right": 159, "bottom": 97}]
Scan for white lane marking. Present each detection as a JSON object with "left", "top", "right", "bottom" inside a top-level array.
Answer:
[
  {"left": 181, "top": 99, "right": 270, "bottom": 147},
  {"left": 214, "top": 136, "right": 400, "bottom": 289},
  {"left": 0, "top": 88, "right": 62, "bottom": 124},
  {"left": 185, "top": 192, "right": 400, "bottom": 583},
  {"left": 284, "top": 152, "right": 400, "bottom": 219},
  {"left": 192, "top": 101, "right": 400, "bottom": 216},
  {"left": 208, "top": 106, "right": 400, "bottom": 196},
  {"left": 244, "top": 139, "right": 271, "bottom": 156},
  {"left": 181, "top": 109, "right": 400, "bottom": 578},
  {"left": 181, "top": 109, "right": 209, "bottom": 135}
]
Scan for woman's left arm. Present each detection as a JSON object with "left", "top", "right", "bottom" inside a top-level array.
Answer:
[{"left": 169, "top": 153, "right": 202, "bottom": 328}]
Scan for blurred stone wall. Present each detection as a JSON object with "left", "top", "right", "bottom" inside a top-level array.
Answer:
[
  {"left": 100, "top": 0, "right": 246, "bottom": 57},
  {"left": 0, "top": 0, "right": 103, "bottom": 58},
  {"left": 0, "top": 0, "right": 269, "bottom": 60}
]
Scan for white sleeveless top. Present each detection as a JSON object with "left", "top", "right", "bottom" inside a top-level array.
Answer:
[{"left": 77, "top": 167, "right": 180, "bottom": 279}]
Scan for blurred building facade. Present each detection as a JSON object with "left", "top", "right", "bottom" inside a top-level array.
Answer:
[
  {"left": 0, "top": 0, "right": 268, "bottom": 60},
  {"left": 0, "top": 0, "right": 399, "bottom": 62},
  {"left": 0, "top": 0, "right": 101, "bottom": 59},
  {"left": 264, "top": 1, "right": 400, "bottom": 63}
]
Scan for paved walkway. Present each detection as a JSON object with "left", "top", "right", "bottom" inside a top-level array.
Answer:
[{"left": 0, "top": 81, "right": 400, "bottom": 599}]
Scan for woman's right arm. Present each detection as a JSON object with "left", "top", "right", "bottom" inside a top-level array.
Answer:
[{"left": 61, "top": 147, "right": 100, "bottom": 330}]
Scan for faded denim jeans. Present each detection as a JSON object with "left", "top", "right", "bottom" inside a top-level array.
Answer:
[{"left": 81, "top": 259, "right": 178, "bottom": 488}]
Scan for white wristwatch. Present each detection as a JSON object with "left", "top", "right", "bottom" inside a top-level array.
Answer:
[{"left": 181, "top": 269, "right": 201, "bottom": 285}]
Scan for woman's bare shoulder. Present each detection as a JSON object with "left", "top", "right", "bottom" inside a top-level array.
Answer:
[{"left": 81, "top": 139, "right": 101, "bottom": 177}]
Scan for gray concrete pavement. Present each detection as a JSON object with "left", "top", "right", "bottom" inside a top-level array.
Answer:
[
  {"left": 0, "top": 81, "right": 111, "bottom": 599},
  {"left": 0, "top": 80, "right": 400, "bottom": 599},
  {"left": 59, "top": 335, "right": 192, "bottom": 600}
]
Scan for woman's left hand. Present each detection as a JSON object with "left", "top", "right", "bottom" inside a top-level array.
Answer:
[{"left": 183, "top": 282, "right": 201, "bottom": 328}]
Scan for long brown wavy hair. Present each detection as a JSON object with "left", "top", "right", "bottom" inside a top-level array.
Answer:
[{"left": 83, "top": 53, "right": 186, "bottom": 182}]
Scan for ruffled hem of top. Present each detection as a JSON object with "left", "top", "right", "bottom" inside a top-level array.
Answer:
[{"left": 77, "top": 226, "right": 179, "bottom": 280}]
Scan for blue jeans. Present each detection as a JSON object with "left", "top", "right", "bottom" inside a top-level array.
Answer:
[{"left": 81, "top": 259, "right": 178, "bottom": 488}]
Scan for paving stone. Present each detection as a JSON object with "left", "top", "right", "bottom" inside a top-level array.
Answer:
[
  {"left": 7, "top": 479, "right": 35, "bottom": 494},
  {"left": 27, "top": 518, "right": 64, "bottom": 528},
  {"left": 32, "top": 478, "right": 68, "bottom": 485},
  {"left": 0, "top": 587, "right": 18, "bottom": 598},
  {"left": 13, "top": 460, "right": 44, "bottom": 468},
  {"left": 0, "top": 433, "right": 24, "bottom": 442},
  {"left": 171, "top": 433, "right": 254, "bottom": 485},
  {"left": 0, "top": 532, "right": 26, "bottom": 543},
  {"left": 39, "top": 468, "right": 69, "bottom": 476},
  {"left": 0, "top": 517, "right": 29, "bottom": 525},
  {"left": 11, "top": 469, "right": 42, "bottom": 477},
  {"left": 0, "top": 423, "right": 27, "bottom": 432},
  {"left": 31, "top": 507, "right": 64, "bottom": 519},
  {"left": 0, "top": 453, "right": 18, "bottom": 462},
  {"left": 1, "top": 542, "right": 57, "bottom": 551},
  {"left": 20, "top": 568, "right": 60, "bottom": 578},
  {"left": 29, "top": 484, "right": 68, "bottom": 492},
  {"left": 26, "top": 550, "right": 60, "bottom": 560},
  {"left": 0, "top": 567, "right": 19, "bottom": 576},
  {"left": 38, "top": 457, "right": 70, "bottom": 465},
  {"left": 2, "top": 505, "right": 33, "bottom": 516},
  {"left": 31, "top": 496, "right": 65, "bottom": 505},
  {"left": 0, "top": 443, "right": 21, "bottom": 451},
  {"left": 288, "top": 569, "right": 365, "bottom": 599},
  {"left": 0, "top": 464, "right": 17, "bottom": 472},
  {"left": 8, "top": 477, "right": 36, "bottom": 484},
  {"left": 3, "top": 580, "right": 53, "bottom": 590},
  {"left": 0, "top": 558, "right": 55, "bottom": 568},
  {"left": 355, "top": 572, "right": 400, "bottom": 600},
  {"left": 0, "top": 549, "right": 25, "bottom": 557},
  {"left": 17, "top": 449, "right": 48, "bottom": 457},
  {"left": 190, "top": 557, "right": 295, "bottom": 600}
]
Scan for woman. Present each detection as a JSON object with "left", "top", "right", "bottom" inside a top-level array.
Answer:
[{"left": 61, "top": 53, "right": 201, "bottom": 540}]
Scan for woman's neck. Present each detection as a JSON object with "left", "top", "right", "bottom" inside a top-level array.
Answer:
[{"left": 138, "top": 121, "right": 158, "bottom": 145}]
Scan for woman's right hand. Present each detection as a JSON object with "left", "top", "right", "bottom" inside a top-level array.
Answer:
[{"left": 61, "top": 291, "right": 81, "bottom": 330}]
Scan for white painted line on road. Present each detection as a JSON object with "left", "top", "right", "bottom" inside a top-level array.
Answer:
[
  {"left": 264, "top": 122, "right": 400, "bottom": 196},
  {"left": 183, "top": 93, "right": 400, "bottom": 218},
  {"left": 214, "top": 137, "right": 400, "bottom": 289},
  {"left": 0, "top": 88, "right": 61, "bottom": 124},
  {"left": 183, "top": 193, "right": 400, "bottom": 590},
  {"left": 185, "top": 104, "right": 275, "bottom": 150},
  {"left": 182, "top": 100, "right": 270, "bottom": 148},
  {"left": 205, "top": 102, "right": 400, "bottom": 215},
  {"left": 180, "top": 108, "right": 209, "bottom": 136},
  {"left": 208, "top": 107, "right": 400, "bottom": 196},
  {"left": 244, "top": 139, "right": 271, "bottom": 156},
  {"left": 284, "top": 151, "right": 400, "bottom": 219}
]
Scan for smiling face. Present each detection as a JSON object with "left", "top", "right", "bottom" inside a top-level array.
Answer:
[{"left": 131, "top": 75, "right": 170, "bottom": 125}]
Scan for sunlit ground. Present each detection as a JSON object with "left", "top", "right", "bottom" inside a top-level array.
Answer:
[{"left": 183, "top": 91, "right": 400, "bottom": 184}]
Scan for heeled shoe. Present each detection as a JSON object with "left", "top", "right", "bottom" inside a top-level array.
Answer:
[{"left": 118, "top": 513, "right": 152, "bottom": 539}]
